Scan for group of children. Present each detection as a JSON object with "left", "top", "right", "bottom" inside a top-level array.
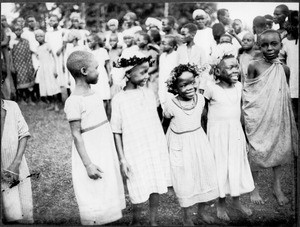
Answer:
[{"left": 1, "top": 4, "right": 298, "bottom": 226}]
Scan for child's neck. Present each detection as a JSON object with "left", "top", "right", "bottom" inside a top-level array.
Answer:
[
  {"left": 73, "top": 79, "right": 92, "bottom": 95},
  {"left": 125, "top": 80, "right": 139, "bottom": 90},
  {"left": 218, "top": 80, "right": 234, "bottom": 88},
  {"left": 244, "top": 47, "right": 255, "bottom": 54},
  {"left": 92, "top": 45, "right": 100, "bottom": 50},
  {"left": 73, "top": 40, "right": 79, "bottom": 47},
  {"left": 39, "top": 41, "right": 45, "bottom": 46},
  {"left": 166, "top": 49, "right": 174, "bottom": 55}
]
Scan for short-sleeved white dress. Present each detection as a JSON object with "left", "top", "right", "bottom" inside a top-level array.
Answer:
[
  {"left": 164, "top": 94, "right": 219, "bottom": 207},
  {"left": 110, "top": 87, "right": 170, "bottom": 204},
  {"left": 204, "top": 82, "right": 254, "bottom": 198},
  {"left": 64, "top": 91, "right": 125, "bottom": 225}
]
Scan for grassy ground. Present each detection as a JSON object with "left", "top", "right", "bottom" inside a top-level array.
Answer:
[{"left": 20, "top": 101, "right": 297, "bottom": 226}]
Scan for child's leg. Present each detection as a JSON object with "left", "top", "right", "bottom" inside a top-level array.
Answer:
[
  {"left": 104, "top": 100, "right": 112, "bottom": 121},
  {"left": 198, "top": 203, "right": 215, "bottom": 224},
  {"left": 217, "top": 197, "right": 230, "bottom": 221},
  {"left": 250, "top": 171, "right": 264, "bottom": 204},
  {"left": 53, "top": 94, "right": 60, "bottom": 112},
  {"left": 273, "top": 165, "right": 289, "bottom": 206},
  {"left": 27, "top": 88, "right": 36, "bottom": 106},
  {"left": 231, "top": 196, "right": 252, "bottom": 216},
  {"left": 149, "top": 193, "right": 159, "bottom": 226},
  {"left": 131, "top": 204, "right": 142, "bottom": 226},
  {"left": 182, "top": 206, "right": 194, "bottom": 226},
  {"left": 45, "top": 96, "right": 55, "bottom": 110}
]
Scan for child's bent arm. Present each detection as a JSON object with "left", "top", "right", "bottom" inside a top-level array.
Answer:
[
  {"left": 247, "top": 62, "right": 257, "bottom": 80},
  {"left": 69, "top": 120, "right": 103, "bottom": 179},
  {"left": 6, "top": 136, "right": 29, "bottom": 181}
]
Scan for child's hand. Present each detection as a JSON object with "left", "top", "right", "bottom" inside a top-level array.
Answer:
[
  {"left": 54, "top": 73, "right": 58, "bottom": 79},
  {"left": 2, "top": 168, "right": 19, "bottom": 182},
  {"left": 86, "top": 163, "right": 103, "bottom": 180},
  {"left": 56, "top": 49, "right": 62, "bottom": 56},
  {"left": 120, "top": 160, "right": 132, "bottom": 179}
]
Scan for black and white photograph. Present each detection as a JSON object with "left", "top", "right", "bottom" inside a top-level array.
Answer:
[{"left": 0, "top": 1, "right": 299, "bottom": 226}]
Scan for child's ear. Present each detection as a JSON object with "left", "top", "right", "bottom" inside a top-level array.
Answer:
[
  {"left": 214, "top": 67, "right": 221, "bottom": 77},
  {"left": 80, "top": 67, "right": 87, "bottom": 75}
]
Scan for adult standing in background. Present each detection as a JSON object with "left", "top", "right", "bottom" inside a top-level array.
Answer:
[
  {"left": 217, "top": 8, "right": 232, "bottom": 32},
  {"left": 273, "top": 4, "right": 289, "bottom": 39},
  {"left": 193, "top": 9, "right": 216, "bottom": 59}
]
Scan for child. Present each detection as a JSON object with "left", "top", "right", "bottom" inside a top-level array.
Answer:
[
  {"left": 243, "top": 29, "right": 298, "bottom": 206},
  {"left": 158, "top": 35, "right": 179, "bottom": 124},
  {"left": 111, "top": 51, "right": 170, "bottom": 226},
  {"left": 264, "top": 14, "right": 274, "bottom": 29},
  {"left": 161, "top": 16, "right": 178, "bottom": 36},
  {"left": 164, "top": 64, "right": 219, "bottom": 225},
  {"left": 64, "top": 50, "right": 125, "bottom": 225},
  {"left": 10, "top": 24, "right": 35, "bottom": 105},
  {"left": 105, "top": 18, "right": 124, "bottom": 48},
  {"left": 107, "top": 33, "right": 123, "bottom": 67},
  {"left": 1, "top": 77, "right": 33, "bottom": 223},
  {"left": 204, "top": 54, "right": 254, "bottom": 221},
  {"left": 35, "top": 29, "right": 61, "bottom": 112},
  {"left": 87, "top": 33, "right": 112, "bottom": 118},
  {"left": 135, "top": 31, "right": 160, "bottom": 107},
  {"left": 178, "top": 23, "right": 209, "bottom": 93},
  {"left": 238, "top": 32, "right": 258, "bottom": 85}
]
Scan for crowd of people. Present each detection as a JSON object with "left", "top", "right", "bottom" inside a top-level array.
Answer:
[{"left": 1, "top": 3, "right": 299, "bottom": 226}]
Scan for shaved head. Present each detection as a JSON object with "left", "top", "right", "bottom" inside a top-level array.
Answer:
[{"left": 67, "top": 51, "right": 95, "bottom": 78}]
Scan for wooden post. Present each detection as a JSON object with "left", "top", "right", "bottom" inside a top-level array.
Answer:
[{"left": 164, "top": 3, "right": 169, "bottom": 17}]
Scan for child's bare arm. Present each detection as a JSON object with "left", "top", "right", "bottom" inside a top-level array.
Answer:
[
  {"left": 4, "top": 136, "right": 29, "bottom": 181},
  {"left": 69, "top": 120, "right": 103, "bottom": 179},
  {"left": 113, "top": 133, "right": 132, "bottom": 179},
  {"left": 105, "top": 60, "right": 112, "bottom": 86}
]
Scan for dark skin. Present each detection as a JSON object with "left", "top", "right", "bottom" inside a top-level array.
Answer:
[
  {"left": 247, "top": 31, "right": 291, "bottom": 206},
  {"left": 247, "top": 32, "right": 290, "bottom": 83}
]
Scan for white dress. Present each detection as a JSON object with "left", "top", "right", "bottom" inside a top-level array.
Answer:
[
  {"left": 64, "top": 92, "right": 125, "bottom": 225},
  {"left": 1, "top": 100, "right": 33, "bottom": 223},
  {"left": 36, "top": 43, "right": 61, "bottom": 97},
  {"left": 110, "top": 87, "right": 170, "bottom": 204},
  {"left": 90, "top": 48, "right": 111, "bottom": 100},
  {"left": 164, "top": 94, "right": 219, "bottom": 207},
  {"left": 204, "top": 82, "right": 254, "bottom": 198}
]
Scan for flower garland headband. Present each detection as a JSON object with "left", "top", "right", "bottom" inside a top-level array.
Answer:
[{"left": 113, "top": 55, "right": 154, "bottom": 74}]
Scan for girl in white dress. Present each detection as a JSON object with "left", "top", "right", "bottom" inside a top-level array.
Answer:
[
  {"left": 64, "top": 50, "right": 125, "bottom": 225},
  {"left": 204, "top": 54, "right": 254, "bottom": 221},
  {"left": 111, "top": 51, "right": 170, "bottom": 226},
  {"left": 87, "top": 33, "right": 112, "bottom": 118},
  {"left": 35, "top": 29, "right": 61, "bottom": 111},
  {"left": 163, "top": 64, "right": 219, "bottom": 226}
]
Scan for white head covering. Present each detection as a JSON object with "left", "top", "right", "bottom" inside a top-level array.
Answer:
[
  {"left": 122, "top": 29, "right": 135, "bottom": 38},
  {"left": 192, "top": 9, "right": 207, "bottom": 19},
  {"left": 107, "top": 18, "right": 119, "bottom": 27},
  {"left": 145, "top": 17, "right": 162, "bottom": 30}
]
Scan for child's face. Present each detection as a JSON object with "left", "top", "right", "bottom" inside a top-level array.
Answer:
[
  {"left": 232, "top": 20, "right": 242, "bottom": 33},
  {"left": 160, "top": 37, "right": 173, "bottom": 53},
  {"left": 67, "top": 33, "right": 75, "bottom": 43},
  {"left": 123, "top": 16, "right": 133, "bottom": 28},
  {"left": 35, "top": 33, "right": 45, "bottom": 44},
  {"left": 273, "top": 7, "right": 286, "bottom": 24},
  {"left": 194, "top": 15, "right": 208, "bottom": 29},
  {"left": 14, "top": 27, "right": 23, "bottom": 38},
  {"left": 217, "top": 58, "right": 240, "bottom": 85},
  {"left": 161, "top": 19, "right": 171, "bottom": 33},
  {"left": 181, "top": 28, "right": 194, "bottom": 44},
  {"left": 87, "top": 36, "right": 96, "bottom": 49},
  {"left": 71, "top": 19, "right": 79, "bottom": 29},
  {"left": 123, "top": 36, "right": 134, "bottom": 47},
  {"left": 241, "top": 34, "right": 255, "bottom": 50},
  {"left": 129, "top": 62, "right": 150, "bottom": 87},
  {"left": 259, "top": 32, "right": 282, "bottom": 60},
  {"left": 49, "top": 16, "right": 58, "bottom": 28},
  {"left": 135, "top": 34, "right": 148, "bottom": 48},
  {"left": 109, "top": 36, "right": 118, "bottom": 48},
  {"left": 27, "top": 17, "right": 36, "bottom": 30},
  {"left": 219, "top": 35, "right": 232, "bottom": 44},
  {"left": 176, "top": 71, "right": 197, "bottom": 100},
  {"left": 85, "top": 59, "right": 99, "bottom": 84},
  {"left": 108, "top": 24, "right": 117, "bottom": 32}
]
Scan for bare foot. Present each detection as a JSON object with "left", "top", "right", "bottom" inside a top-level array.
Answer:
[
  {"left": 129, "top": 220, "right": 142, "bottom": 226},
  {"left": 199, "top": 211, "right": 215, "bottom": 224},
  {"left": 46, "top": 105, "right": 54, "bottom": 111},
  {"left": 250, "top": 187, "right": 264, "bottom": 205},
  {"left": 273, "top": 188, "right": 289, "bottom": 206},
  {"left": 54, "top": 105, "right": 60, "bottom": 112},
  {"left": 231, "top": 202, "right": 252, "bottom": 216},
  {"left": 183, "top": 218, "right": 194, "bottom": 226},
  {"left": 217, "top": 205, "right": 230, "bottom": 221}
]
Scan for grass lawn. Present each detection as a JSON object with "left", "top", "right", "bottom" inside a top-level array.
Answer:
[{"left": 20, "top": 101, "right": 297, "bottom": 226}]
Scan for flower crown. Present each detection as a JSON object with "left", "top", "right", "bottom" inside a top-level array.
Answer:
[
  {"left": 113, "top": 55, "right": 154, "bottom": 68},
  {"left": 209, "top": 53, "right": 235, "bottom": 75}
]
